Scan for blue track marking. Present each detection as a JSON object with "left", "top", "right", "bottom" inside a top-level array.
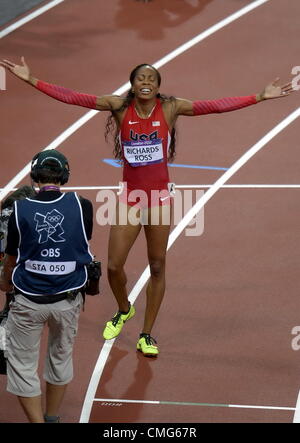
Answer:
[
  {"left": 102, "top": 159, "right": 122, "bottom": 168},
  {"left": 168, "top": 163, "right": 228, "bottom": 171}
]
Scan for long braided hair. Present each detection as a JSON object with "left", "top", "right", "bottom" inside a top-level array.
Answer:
[{"left": 104, "top": 64, "right": 177, "bottom": 162}]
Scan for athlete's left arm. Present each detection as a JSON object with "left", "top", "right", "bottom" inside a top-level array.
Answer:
[
  {"left": 175, "top": 78, "right": 294, "bottom": 116},
  {"left": 0, "top": 254, "right": 16, "bottom": 293}
]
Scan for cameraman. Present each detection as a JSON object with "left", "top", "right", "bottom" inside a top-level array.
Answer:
[{"left": 0, "top": 149, "right": 93, "bottom": 423}]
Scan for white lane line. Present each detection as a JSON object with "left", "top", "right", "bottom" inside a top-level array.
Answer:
[
  {"left": 174, "top": 184, "right": 300, "bottom": 189},
  {"left": 153, "top": 0, "right": 271, "bottom": 70},
  {"left": 0, "top": 110, "right": 100, "bottom": 202},
  {"left": 95, "top": 398, "right": 160, "bottom": 405},
  {"left": 0, "top": 0, "right": 65, "bottom": 39},
  {"left": 0, "top": 0, "right": 271, "bottom": 203},
  {"left": 293, "top": 390, "right": 300, "bottom": 422},
  {"left": 93, "top": 398, "right": 296, "bottom": 411},
  {"left": 167, "top": 108, "right": 300, "bottom": 248},
  {"left": 229, "top": 404, "right": 295, "bottom": 411},
  {"left": 56, "top": 184, "right": 300, "bottom": 190},
  {"left": 3, "top": 184, "right": 300, "bottom": 192},
  {"left": 79, "top": 108, "right": 300, "bottom": 423}
]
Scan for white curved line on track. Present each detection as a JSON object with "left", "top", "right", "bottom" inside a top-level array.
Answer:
[
  {"left": 293, "top": 390, "right": 300, "bottom": 422},
  {"left": 0, "top": 0, "right": 270, "bottom": 203}
]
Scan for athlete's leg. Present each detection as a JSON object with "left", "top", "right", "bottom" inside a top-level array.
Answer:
[
  {"left": 142, "top": 205, "right": 171, "bottom": 335},
  {"left": 107, "top": 201, "right": 142, "bottom": 312}
]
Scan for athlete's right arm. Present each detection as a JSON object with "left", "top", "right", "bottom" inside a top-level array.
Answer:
[{"left": 0, "top": 57, "right": 124, "bottom": 111}]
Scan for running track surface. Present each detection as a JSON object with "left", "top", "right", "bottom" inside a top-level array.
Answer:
[{"left": 0, "top": 0, "right": 300, "bottom": 423}]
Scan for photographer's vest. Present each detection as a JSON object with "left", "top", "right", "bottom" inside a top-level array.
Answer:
[{"left": 12, "top": 192, "right": 93, "bottom": 296}]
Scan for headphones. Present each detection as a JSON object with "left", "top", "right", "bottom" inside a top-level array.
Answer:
[{"left": 30, "top": 150, "right": 70, "bottom": 185}]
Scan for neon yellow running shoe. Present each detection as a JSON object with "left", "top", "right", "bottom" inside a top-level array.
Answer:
[
  {"left": 103, "top": 304, "right": 135, "bottom": 340},
  {"left": 137, "top": 333, "right": 159, "bottom": 357}
]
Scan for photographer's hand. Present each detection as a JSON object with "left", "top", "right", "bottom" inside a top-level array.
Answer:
[{"left": 0, "top": 255, "right": 16, "bottom": 293}]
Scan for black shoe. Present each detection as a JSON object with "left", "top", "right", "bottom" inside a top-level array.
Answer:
[{"left": 44, "top": 414, "right": 60, "bottom": 423}]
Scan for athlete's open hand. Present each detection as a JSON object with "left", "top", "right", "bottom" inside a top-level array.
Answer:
[
  {"left": 258, "top": 78, "right": 294, "bottom": 101},
  {"left": 0, "top": 56, "right": 31, "bottom": 82}
]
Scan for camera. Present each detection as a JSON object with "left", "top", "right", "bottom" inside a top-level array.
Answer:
[{"left": 85, "top": 260, "right": 101, "bottom": 295}]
